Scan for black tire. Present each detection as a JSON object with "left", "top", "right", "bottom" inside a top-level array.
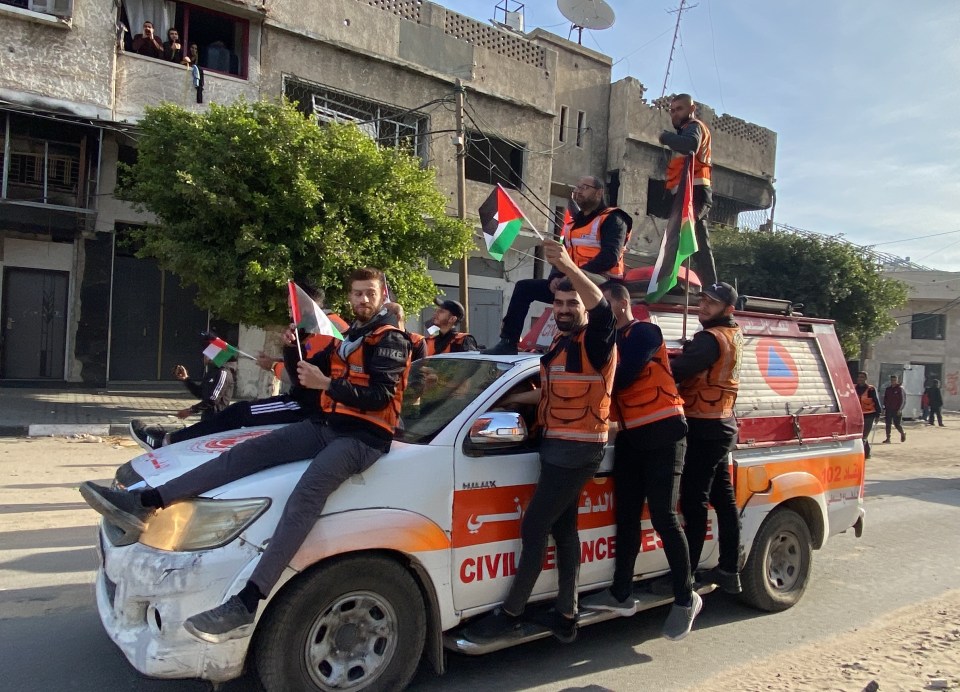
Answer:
[
  {"left": 254, "top": 556, "right": 426, "bottom": 692},
  {"left": 738, "top": 508, "right": 812, "bottom": 612}
]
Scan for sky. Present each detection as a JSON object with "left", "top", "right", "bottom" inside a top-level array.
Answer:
[{"left": 439, "top": 0, "right": 960, "bottom": 271}]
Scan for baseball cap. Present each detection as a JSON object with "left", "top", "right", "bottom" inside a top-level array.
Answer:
[
  {"left": 433, "top": 297, "right": 465, "bottom": 320},
  {"left": 698, "top": 281, "right": 738, "bottom": 307}
]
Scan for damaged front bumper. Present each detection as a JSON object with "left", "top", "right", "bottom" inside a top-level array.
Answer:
[{"left": 95, "top": 521, "right": 261, "bottom": 683}]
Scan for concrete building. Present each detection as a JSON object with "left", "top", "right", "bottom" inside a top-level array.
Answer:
[
  {"left": 864, "top": 270, "right": 960, "bottom": 414},
  {"left": 0, "top": 0, "right": 776, "bottom": 390}
]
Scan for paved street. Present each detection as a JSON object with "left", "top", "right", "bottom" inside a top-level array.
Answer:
[{"left": 0, "top": 421, "right": 958, "bottom": 691}]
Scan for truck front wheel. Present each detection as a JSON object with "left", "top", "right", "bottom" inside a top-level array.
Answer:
[
  {"left": 739, "top": 508, "right": 812, "bottom": 612},
  {"left": 255, "top": 556, "right": 426, "bottom": 691}
]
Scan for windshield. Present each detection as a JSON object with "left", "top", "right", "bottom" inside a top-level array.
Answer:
[{"left": 397, "top": 357, "right": 517, "bottom": 444}]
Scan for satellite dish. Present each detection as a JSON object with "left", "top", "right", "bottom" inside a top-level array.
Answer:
[{"left": 557, "top": 0, "right": 616, "bottom": 44}]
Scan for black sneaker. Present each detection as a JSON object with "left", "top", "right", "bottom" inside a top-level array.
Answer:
[
  {"left": 881, "top": 438, "right": 891, "bottom": 444},
  {"left": 183, "top": 595, "right": 255, "bottom": 643},
  {"left": 129, "top": 419, "right": 165, "bottom": 451},
  {"left": 462, "top": 607, "right": 522, "bottom": 642},
  {"left": 528, "top": 609, "right": 578, "bottom": 644},
  {"left": 901, "top": 432, "right": 907, "bottom": 442},
  {"left": 79, "top": 481, "right": 154, "bottom": 533},
  {"left": 699, "top": 567, "right": 742, "bottom": 594},
  {"left": 481, "top": 339, "right": 519, "bottom": 356}
]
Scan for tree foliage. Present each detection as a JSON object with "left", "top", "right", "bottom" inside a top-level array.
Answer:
[
  {"left": 712, "top": 226, "right": 909, "bottom": 357},
  {"left": 117, "top": 99, "right": 474, "bottom": 325}
]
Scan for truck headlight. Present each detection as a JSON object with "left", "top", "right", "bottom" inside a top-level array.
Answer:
[{"left": 139, "top": 498, "right": 270, "bottom": 552}]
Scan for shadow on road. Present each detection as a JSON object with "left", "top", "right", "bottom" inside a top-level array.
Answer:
[
  {"left": 0, "top": 524, "right": 98, "bottom": 550},
  {"left": 0, "top": 502, "right": 90, "bottom": 515},
  {"left": 0, "top": 547, "right": 99, "bottom": 573},
  {"left": 865, "top": 476, "right": 960, "bottom": 508}
]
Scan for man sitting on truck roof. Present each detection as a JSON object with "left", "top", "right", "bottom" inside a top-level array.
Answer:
[
  {"left": 80, "top": 267, "right": 412, "bottom": 644},
  {"left": 465, "top": 239, "right": 617, "bottom": 644},
  {"left": 670, "top": 281, "right": 744, "bottom": 595},
  {"left": 483, "top": 175, "right": 631, "bottom": 356}
]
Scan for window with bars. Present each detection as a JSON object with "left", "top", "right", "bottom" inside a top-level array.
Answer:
[
  {"left": 284, "top": 79, "right": 430, "bottom": 161},
  {"left": 911, "top": 313, "right": 946, "bottom": 340}
]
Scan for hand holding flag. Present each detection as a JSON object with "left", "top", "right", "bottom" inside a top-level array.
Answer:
[
  {"left": 478, "top": 184, "right": 542, "bottom": 261},
  {"left": 288, "top": 281, "right": 344, "bottom": 339}
]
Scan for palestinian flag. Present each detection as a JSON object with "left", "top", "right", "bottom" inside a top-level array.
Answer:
[
  {"left": 479, "top": 184, "right": 524, "bottom": 261},
  {"left": 288, "top": 281, "right": 344, "bottom": 338},
  {"left": 646, "top": 156, "right": 698, "bottom": 303},
  {"left": 203, "top": 338, "right": 239, "bottom": 367}
]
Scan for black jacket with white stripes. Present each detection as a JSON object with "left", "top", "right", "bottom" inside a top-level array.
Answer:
[{"left": 185, "top": 361, "right": 236, "bottom": 420}]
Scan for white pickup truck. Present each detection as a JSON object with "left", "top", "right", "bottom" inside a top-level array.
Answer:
[{"left": 93, "top": 303, "right": 866, "bottom": 691}]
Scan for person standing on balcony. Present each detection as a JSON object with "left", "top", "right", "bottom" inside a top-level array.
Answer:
[
  {"left": 163, "top": 28, "right": 185, "bottom": 63},
  {"left": 132, "top": 21, "right": 164, "bottom": 60}
]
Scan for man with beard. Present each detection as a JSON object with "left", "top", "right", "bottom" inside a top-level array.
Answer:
[
  {"left": 465, "top": 239, "right": 616, "bottom": 644},
  {"left": 483, "top": 175, "right": 631, "bottom": 355},
  {"left": 671, "top": 282, "right": 744, "bottom": 595},
  {"left": 424, "top": 297, "right": 478, "bottom": 355},
  {"left": 80, "top": 268, "right": 411, "bottom": 643}
]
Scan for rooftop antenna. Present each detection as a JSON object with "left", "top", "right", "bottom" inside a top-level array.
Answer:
[
  {"left": 557, "top": 0, "right": 616, "bottom": 46},
  {"left": 660, "top": 0, "right": 697, "bottom": 98}
]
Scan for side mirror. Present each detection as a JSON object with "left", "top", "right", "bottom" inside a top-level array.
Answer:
[{"left": 469, "top": 411, "right": 528, "bottom": 445}]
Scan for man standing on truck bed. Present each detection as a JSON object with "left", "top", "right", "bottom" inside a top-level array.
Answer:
[
  {"left": 659, "top": 93, "right": 717, "bottom": 287},
  {"left": 466, "top": 239, "right": 617, "bottom": 643},
  {"left": 483, "top": 175, "right": 631, "bottom": 355},
  {"left": 80, "top": 267, "right": 411, "bottom": 644},
  {"left": 856, "top": 372, "right": 882, "bottom": 458},
  {"left": 671, "top": 281, "right": 744, "bottom": 594},
  {"left": 581, "top": 282, "right": 701, "bottom": 640}
]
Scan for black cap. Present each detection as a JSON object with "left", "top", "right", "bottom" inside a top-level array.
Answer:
[
  {"left": 698, "top": 281, "right": 738, "bottom": 307},
  {"left": 433, "top": 297, "right": 465, "bottom": 320}
]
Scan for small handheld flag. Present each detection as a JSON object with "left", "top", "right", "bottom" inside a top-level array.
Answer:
[
  {"left": 479, "top": 184, "right": 529, "bottom": 261},
  {"left": 202, "top": 337, "right": 253, "bottom": 366},
  {"left": 288, "top": 281, "right": 344, "bottom": 339}
]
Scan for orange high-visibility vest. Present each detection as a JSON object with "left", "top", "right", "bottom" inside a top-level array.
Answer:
[
  {"left": 537, "top": 330, "right": 616, "bottom": 443},
  {"left": 665, "top": 118, "right": 712, "bottom": 192},
  {"left": 320, "top": 326, "right": 409, "bottom": 435},
  {"left": 561, "top": 207, "right": 629, "bottom": 279},
  {"left": 859, "top": 388, "right": 878, "bottom": 415},
  {"left": 613, "top": 326, "right": 685, "bottom": 429},
  {"left": 425, "top": 332, "right": 471, "bottom": 356},
  {"left": 678, "top": 324, "right": 742, "bottom": 419}
]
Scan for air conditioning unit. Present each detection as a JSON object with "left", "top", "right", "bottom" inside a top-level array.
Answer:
[{"left": 28, "top": 0, "right": 73, "bottom": 17}]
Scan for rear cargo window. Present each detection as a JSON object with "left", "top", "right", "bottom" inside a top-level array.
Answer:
[{"left": 736, "top": 336, "right": 839, "bottom": 418}]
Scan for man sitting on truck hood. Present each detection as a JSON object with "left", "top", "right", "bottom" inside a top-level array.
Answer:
[{"left": 80, "top": 267, "right": 412, "bottom": 644}]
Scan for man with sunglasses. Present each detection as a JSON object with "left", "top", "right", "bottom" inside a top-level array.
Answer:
[{"left": 484, "top": 175, "right": 632, "bottom": 355}]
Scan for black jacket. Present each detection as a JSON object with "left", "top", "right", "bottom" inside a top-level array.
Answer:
[{"left": 185, "top": 361, "right": 236, "bottom": 418}]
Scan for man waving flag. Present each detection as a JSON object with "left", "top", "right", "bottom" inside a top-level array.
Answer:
[{"left": 646, "top": 156, "right": 698, "bottom": 303}]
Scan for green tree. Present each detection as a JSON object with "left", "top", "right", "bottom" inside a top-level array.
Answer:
[
  {"left": 712, "top": 226, "right": 909, "bottom": 357},
  {"left": 117, "top": 99, "right": 474, "bottom": 325}
]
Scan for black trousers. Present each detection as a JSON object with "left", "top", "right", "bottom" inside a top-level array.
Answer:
[
  {"left": 884, "top": 411, "right": 905, "bottom": 439},
  {"left": 927, "top": 406, "right": 944, "bottom": 426},
  {"left": 502, "top": 440, "right": 604, "bottom": 618},
  {"left": 862, "top": 413, "right": 878, "bottom": 457},
  {"left": 679, "top": 433, "right": 740, "bottom": 573},
  {"left": 691, "top": 187, "right": 717, "bottom": 287},
  {"left": 611, "top": 430, "right": 692, "bottom": 603},
  {"left": 157, "top": 418, "right": 383, "bottom": 594},
  {"left": 167, "top": 395, "right": 308, "bottom": 444},
  {"left": 500, "top": 278, "right": 555, "bottom": 343}
]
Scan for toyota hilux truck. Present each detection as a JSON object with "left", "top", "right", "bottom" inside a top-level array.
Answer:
[{"left": 92, "top": 299, "right": 866, "bottom": 691}]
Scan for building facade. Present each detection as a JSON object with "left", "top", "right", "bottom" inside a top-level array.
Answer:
[
  {"left": 0, "top": 0, "right": 776, "bottom": 390},
  {"left": 865, "top": 270, "right": 960, "bottom": 414}
]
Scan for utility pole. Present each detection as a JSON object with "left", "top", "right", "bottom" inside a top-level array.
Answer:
[
  {"left": 455, "top": 78, "right": 470, "bottom": 332},
  {"left": 660, "top": 0, "right": 696, "bottom": 99}
]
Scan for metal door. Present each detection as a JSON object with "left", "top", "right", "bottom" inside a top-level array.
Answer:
[{"left": 1, "top": 267, "right": 68, "bottom": 379}]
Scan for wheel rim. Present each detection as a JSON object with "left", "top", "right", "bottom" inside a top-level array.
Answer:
[
  {"left": 765, "top": 529, "right": 803, "bottom": 592},
  {"left": 304, "top": 590, "right": 399, "bottom": 690}
]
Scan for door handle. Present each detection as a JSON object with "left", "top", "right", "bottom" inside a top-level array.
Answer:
[{"left": 5, "top": 318, "right": 12, "bottom": 330}]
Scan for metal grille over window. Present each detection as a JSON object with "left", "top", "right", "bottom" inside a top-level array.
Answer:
[{"left": 284, "top": 80, "right": 430, "bottom": 161}]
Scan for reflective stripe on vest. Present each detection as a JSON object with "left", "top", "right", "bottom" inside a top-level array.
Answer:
[
  {"left": 614, "top": 328, "right": 685, "bottom": 429},
  {"left": 320, "top": 325, "right": 409, "bottom": 434},
  {"left": 537, "top": 330, "right": 616, "bottom": 443},
  {"left": 425, "top": 331, "right": 469, "bottom": 357},
  {"left": 678, "top": 324, "right": 742, "bottom": 419},
  {"left": 859, "top": 388, "right": 877, "bottom": 415},
  {"left": 665, "top": 118, "right": 712, "bottom": 192},
  {"left": 561, "top": 207, "right": 628, "bottom": 279}
]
